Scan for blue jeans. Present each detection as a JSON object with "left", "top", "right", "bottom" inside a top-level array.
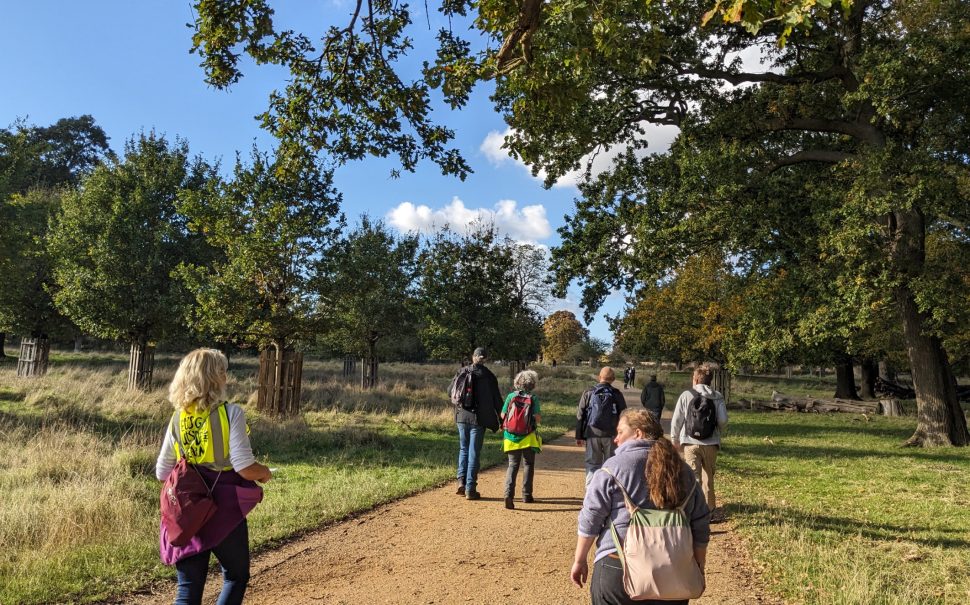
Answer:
[
  {"left": 456, "top": 422, "right": 485, "bottom": 492},
  {"left": 174, "top": 520, "right": 250, "bottom": 605}
]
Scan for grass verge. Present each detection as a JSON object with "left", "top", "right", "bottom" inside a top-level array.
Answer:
[
  {"left": 720, "top": 411, "right": 970, "bottom": 605},
  {"left": 0, "top": 357, "right": 590, "bottom": 604}
]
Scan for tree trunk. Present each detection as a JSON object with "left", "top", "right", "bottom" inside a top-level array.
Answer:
[
  {"left": 834, "top": 356, "right": 860, "bottom": 400},
  {"left": 127, "top": 339, "right": 155, "bottom": 390},
  {"left": 361, "top": 335, "right": 380, "bottom": 389},
  {"left": 891, "top": 208, "right": 970, "bottom": 446},
  {"left": 859, "top": 358, "right": 878, "bottom": 399},
  {"left": 0, "top": 332, "right": 6, "bottom": 358},
  {"left": 73, "top": 334, "right": 83, "bottom": 353},
  {"left": 896, "top": 286, "right": 969, "bottom": 446},
  {"left": 878, "top": 359, "right": 896, "bottom": 382}
]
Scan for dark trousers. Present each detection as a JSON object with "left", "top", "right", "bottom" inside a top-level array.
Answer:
[
  {"left": 591, "top": 556, "right": 689, "bottom": 605},
  {"left": 504, "top": 448, "right": 535, "bottom": 498},
  {"left": 174, "top": 520, "right": 250, "bottom": 605}
]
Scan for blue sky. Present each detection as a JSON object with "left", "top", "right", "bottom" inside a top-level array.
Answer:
[{"left": 1, "top": 1, "right": 652, "bottom": 342}]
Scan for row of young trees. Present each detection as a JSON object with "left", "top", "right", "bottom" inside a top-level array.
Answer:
[{"left": 0, "top": 118, "right": 551, "bottom": 410}]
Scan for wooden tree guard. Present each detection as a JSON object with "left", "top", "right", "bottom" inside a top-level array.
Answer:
[
  {"left": 342, "top": 356, "right": 357, "bottom": 378},
  {"left": 257, "top": 348, "right": 303, "bottom": 415},
  {"left": 361, "top": 355, "right": 378, "bottom": 389},
  {"left": 17, "top": 337, "right": 50, "bottom": 377},
  {"left": 712, "top": 369, "right": 732, "bottom": 405},
  {"left": 509, "top": 360, "right": 526, "bottom": 388},
  {"left": 127, "top": 343, "right": 155, "bottom": 390}
]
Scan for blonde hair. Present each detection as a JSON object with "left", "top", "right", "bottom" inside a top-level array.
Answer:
[
  {"left": 619, "top": 408, "right": 662, "bottom": 440},
  {"left": 514, "top": 369, "right": 538, "bottom": 392},
  {"left": 169, "top": 348, "right": 229, "bottom": 411}
]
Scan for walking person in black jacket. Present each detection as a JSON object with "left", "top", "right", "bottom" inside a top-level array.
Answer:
[
  {"left": 455, "top": 347, "right": 503, "bottom": 500},
  {"left": 640, "top": 374, "right": 666, "bottom": 421}
]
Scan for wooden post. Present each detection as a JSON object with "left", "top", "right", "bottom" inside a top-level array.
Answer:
[
  {"left": 342, "top": 356, "right": 357, "bottom": 378},
  {"left": 712, "top": 369, "right": 732, "bottom": 405},
  {"left": 127, "top": 341, "right": 155, "bottom": 390},
  {"left": 17, "top": 336, "right": 50, "bottom": 377},
  {"left": 257, "top": 347, "right": 303, "bottom": 415}
]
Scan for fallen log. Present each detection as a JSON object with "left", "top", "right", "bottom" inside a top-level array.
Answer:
[{"left": 747, "top": 391, "right": 883, "bottom": 414}]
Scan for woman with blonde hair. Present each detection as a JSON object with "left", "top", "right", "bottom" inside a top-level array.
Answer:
[
  {"left": 500, "top": 369, "right": 542, "bottom": 509},
  {"left": 156, "top": 349, "right": 272, "bottom": 605},
  {"left": 571, "top": 409, "right": 710, "bottom": 604}
]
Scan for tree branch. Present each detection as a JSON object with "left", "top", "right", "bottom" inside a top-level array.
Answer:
[
  {"left": 770, "top": 149, "right": 855, "bottom": 171},
  {"left": 765, "top": 117, "right": 884, "bottom": 145}
]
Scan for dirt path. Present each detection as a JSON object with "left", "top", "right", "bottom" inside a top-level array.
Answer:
[{"left": 127, "top": 382, "right": 780, "bottom": 604}]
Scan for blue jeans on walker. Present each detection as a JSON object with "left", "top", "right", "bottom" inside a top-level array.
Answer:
[
  {"left": 174, "top": 519, "right": 250, "bottom": 605},
  {"left": 456, "top": 422, "right": 485, "bottom": 492}
]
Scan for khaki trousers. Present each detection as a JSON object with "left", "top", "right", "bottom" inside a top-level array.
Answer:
[{"left": 683, "top": 444, "right": 718, "bottom": 511}]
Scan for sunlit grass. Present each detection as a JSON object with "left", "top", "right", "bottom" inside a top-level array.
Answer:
[{"left": 0, "top": 354, "right": 586, "bottom": 604}]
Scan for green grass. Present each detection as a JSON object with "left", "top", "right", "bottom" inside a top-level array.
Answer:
[
  {"left": 0, "top": 356, "right": 589, "bottom": 604},
  {"left": 720, "top": 411, "right": 970, "bottom": 604}
]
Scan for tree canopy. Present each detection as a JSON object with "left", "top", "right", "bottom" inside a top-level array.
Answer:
[
  {"left": 176, "top": 148, "right": 342, "bottom": 351},
  {"left": 48, "top": 133, "right": 207, "bottom": 346}
]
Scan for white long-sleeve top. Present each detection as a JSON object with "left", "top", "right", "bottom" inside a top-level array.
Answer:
[
  {"left": 155, "top": 403, "right": 257, "bottom": 480},
  {"left": 670, "top": 383, "right": 729, "bottom": 447}
]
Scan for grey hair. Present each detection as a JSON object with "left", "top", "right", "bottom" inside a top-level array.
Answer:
[{"left": 514, "top": 369, "right": 538, "bottom": 392}]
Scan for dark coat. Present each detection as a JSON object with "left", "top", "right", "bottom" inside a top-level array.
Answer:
[
  {"left": 575, "top": 382, "right": 627, "bottom": 438},
  {"left": 640, "top": 380, "right": 666, "bottom": 418},
  {"left": 455, "top": 363, "right": 503, "bottom": 431}
]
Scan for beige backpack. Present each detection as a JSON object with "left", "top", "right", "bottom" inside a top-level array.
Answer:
[{"left": 601, "top": 468, "right": 706, "bottom": 601}]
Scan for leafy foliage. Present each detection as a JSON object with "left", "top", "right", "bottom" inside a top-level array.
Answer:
[
  {"left": 48, "top": 133, "right": 207, "bottom": 345},
  {"left": 415, "top": 225, "right": 543, "bottom": 361},
  {"left": 176, "top": 148, "right": 342, "bottom": 350},
  {"left": 315, "top": 216, "right": 419, "bottom": 358},
  {"left": 541, "top": 309, "right": 586, "bottom": 363}
]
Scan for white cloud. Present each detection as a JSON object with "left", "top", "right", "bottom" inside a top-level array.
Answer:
[
  {"left": 387, "top": 196, "right": 552, "bottom": 243},
  {"left": 480, "top": 124, "right": 680, "bottom": 189}
]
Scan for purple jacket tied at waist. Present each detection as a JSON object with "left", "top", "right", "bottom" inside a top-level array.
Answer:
[
  {"left": 577, "top": 439, "right": 710, "bottom": 563},
  {"left": 160, "top": 466, "right": 263, "bottom": 565}
]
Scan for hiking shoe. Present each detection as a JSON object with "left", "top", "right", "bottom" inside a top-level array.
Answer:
[
  {"left": 456, "top": 486, "right": 465, "bottom": 496},
  {"left": 466, "top": 490, "right": 481, "bottom": 501},
  {"left": 504, "top": 497, "right": 514, "bottom": 510},
  {"left": 522, "top": 495, "right": 535, "bottom": 504}
]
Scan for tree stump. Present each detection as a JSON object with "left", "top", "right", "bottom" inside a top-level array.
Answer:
[
  {"left": 257, "top": 347, "right": 303, "bottom": 415},
  {"left": 879, "top": 399, "right": 903, "bottom": 417},
  {"left": 127, "top": 342, "right": 155, "bottom": 390},
  {"left": 17, "top": 337, "right": 50, "bottom": 377}
]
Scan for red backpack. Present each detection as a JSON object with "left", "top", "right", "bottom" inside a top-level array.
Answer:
[{"left": 503, "top": 392, "right": 535, "bottom": 436}]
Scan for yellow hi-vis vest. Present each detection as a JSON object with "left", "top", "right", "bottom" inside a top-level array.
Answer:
[{"left": 170, "top": 403, "right": 232, "bottom": 471}]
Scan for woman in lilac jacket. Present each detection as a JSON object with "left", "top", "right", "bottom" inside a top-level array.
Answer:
[
  {"left": 156, "top": 349, "right": 272, "bottom": 605},
  {"left": 570, "top": 409, "right": 710, "bottom": 605}
]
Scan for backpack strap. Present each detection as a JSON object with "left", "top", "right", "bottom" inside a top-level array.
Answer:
[
  {"left": 600, "top": 467, "right": 640, "bottom": 515},
  {"left": 676, "top": 479, "right": 698, "bottom": 512}
]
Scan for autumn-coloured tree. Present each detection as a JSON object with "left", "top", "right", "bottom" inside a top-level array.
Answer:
[{"left": 542, "top": 310, "right": 587, "bottom": 364}]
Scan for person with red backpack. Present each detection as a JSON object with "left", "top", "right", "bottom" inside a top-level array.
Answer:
[
  {"left": 576, "top": 367, "right": 627, "bottom": 486},
  {"left": 670, "top": 365, "right": 729, "bottom": 516},
  {"left": 500, "top": 369, "right": 543, "bottom": 509}
]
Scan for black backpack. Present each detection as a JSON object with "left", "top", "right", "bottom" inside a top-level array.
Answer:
[
  {"left": 684, "top": 388, "right": 717, "bottom": 440},
  {"left": 449, "top": 366, "right": 476, "bottom": 411}
]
